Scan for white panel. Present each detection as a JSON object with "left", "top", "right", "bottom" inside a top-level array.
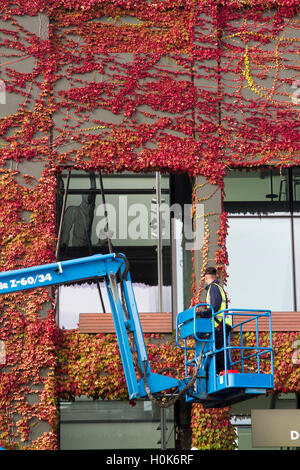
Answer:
[
  {"left": 226, "top": 217, "right": 293, "bottom": 311},
  {"left": 292, "top": 218, "right": 300, "bottom": 311},
  {"left": 58, "top": 283, "right": 172, "bottom": 329}
]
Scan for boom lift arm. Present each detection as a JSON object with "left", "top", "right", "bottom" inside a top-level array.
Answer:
[{"left": 0, "top": 253, "right": 274, "bottom": 408}]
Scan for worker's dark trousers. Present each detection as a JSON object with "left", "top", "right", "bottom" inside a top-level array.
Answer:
[{"left": 214, "top": 325, "right": 232, "bottom": 374}]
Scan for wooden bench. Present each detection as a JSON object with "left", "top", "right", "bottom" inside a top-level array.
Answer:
[
  {"left": 79, "top": 311, "right": 300, "bottom": 334},
  {"left": 79, "top": 312, "right": 173, "bottom": 333},
  {"left": 232, "top": 311, "right": 300, "bottom": 332}
]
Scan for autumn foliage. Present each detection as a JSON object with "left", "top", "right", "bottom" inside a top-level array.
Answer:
[{"left": 0, "top": 0, "right": 299, "bottom": 450}]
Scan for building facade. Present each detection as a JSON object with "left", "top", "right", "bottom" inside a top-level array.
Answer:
[{"left": 0, "top": 0, "right": 299, "bottom": 450}]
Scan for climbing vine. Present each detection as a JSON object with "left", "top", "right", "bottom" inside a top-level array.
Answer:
[{"left": 0, "top": 0, "right": 299, "bottom": 450}]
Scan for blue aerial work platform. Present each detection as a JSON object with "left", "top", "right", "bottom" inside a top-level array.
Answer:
[
  {"left": 176, "top": 304, "right": 274, "bottom": 408},
  {"left": 0, "top": 252, "right": 274, "bottom": 408}
]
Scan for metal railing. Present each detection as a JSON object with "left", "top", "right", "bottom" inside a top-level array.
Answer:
[
  {"left": 176, "top": 305, "right": 274, "bottom": 384},
  {"left": 225, "top": 309, "right": 274, "bottom": 376}
]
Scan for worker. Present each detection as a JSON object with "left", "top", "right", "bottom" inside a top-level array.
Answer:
[{"left": 199, "top": 266, "right": 232, "bottom": 374}]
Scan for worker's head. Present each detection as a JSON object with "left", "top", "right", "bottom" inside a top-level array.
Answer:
[{"left": 204, "top": 266, "right": 217, "bottom": 285}]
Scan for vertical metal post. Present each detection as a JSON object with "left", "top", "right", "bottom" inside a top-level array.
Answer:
[
  {"left": 99, "top": 170, "right": 113, "bottom": 254},
  {"left": 160, "top": 408, "right": 167, "bottom": 450},
  {"left": 240, "top": 323, "right": 245, "bottom": 373},
  {"left": 171, "top": 218, "right": 177, "bottom": 328},
  {"left": 55, "top": 168, "right": 71, "bottom": 260},
  {"left": 288, "top": 168, "right": 298, "bottom": 311},
  {"left": 156, "top": 172, "right": 163, "bottom": 312},
  {"left": 171, "top": 217, "right": 184, "bottom": 328},
  {"left": 97, "top": 170, "right": 112, "bottom": 311},
  {"left": 256, "top": 316, "right": 260, "bottom": 373},
  {"left": 269, "top": 312, "right": 274, "bottom": 381}
]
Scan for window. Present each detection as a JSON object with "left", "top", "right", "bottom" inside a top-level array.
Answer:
[
  {"left": 224, "top": 167, "right": 300, "bottom": 312},
  {"left": 226, "top": 217, "right": 294, "bottom": 311},
  {"left": 60, "top": 398, "right": 175, "bottom": 450},
  {"left": 56, "top": 170, "right": 194, "bottom": 328},
  {"left": 224, "top": 167, "right": 290, "bottom": 212},
  {"left": 56, "top": 170, "right": 171, "bottom": 286}
]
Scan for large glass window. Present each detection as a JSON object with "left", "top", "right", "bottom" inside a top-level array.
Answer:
[
  {"left": 293, "top": 218, "right": 300, "bottom": 308},
  {"left": 226, "top": 217, "right": 294, "bottom": 311},
  {"left": 56, "top": 170, "right": 172, "bottom": 327},
  {"left": 56, "top": 170, "right": 171, "bottom": 285},
  {"left": 56, "top": 170, "right": 194, "bottom": 328},
  {"left": 60, "top": 398, "right": 175, "bottom": 450},
  {"left": 224, "top": 167, "right": 290, "bottom": 212},
  {"left": 224, "top": 167, "right": 300, "bottom": 312}
]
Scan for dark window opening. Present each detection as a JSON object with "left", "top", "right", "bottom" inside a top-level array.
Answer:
[
  {"left": 224, "top": 167, "right": 300, "bottom": 214},
  {"left": 56, "top": 170, "right": 171, "bottom": 286}
]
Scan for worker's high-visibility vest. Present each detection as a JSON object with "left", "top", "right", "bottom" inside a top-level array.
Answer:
[{"left": 206, "top": 282, "right": 232, "bottom": 328}]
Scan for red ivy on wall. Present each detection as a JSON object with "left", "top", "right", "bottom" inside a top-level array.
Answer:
[{"left": 0, "top": 0, "right": 299, "bottom": 450}]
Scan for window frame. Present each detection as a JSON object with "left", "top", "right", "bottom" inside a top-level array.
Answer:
[{"left": 224, "top": 166, "right": 300, "bottom": 312}]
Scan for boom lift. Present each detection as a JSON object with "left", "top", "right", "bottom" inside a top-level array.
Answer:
[{"left": 0, "top": 252, "right": 274, "bottom": 408}]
